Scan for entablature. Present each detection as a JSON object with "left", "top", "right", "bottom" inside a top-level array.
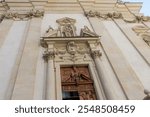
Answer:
[{"left": 0, "top": 0, "right": 145, "bottom": 17}]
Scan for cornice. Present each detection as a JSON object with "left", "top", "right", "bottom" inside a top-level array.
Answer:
[{"left": 0, "top": 0, "right": 144, "bottom": 15}]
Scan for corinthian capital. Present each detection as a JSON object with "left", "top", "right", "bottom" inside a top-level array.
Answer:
[
  {"left": 43, "top": 50, "right": 55, "bottom": 61},
  {"left": 91, "top": 50, "right": 102, "bottom": 58}
]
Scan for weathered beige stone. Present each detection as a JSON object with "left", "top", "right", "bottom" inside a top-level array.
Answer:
[
  {"left": 0, "top": 0, "right": 149, "bottom": 100},
  {"left": 0, "top": 21, "right": 28, "bottom": 99},
  {"left": 0, "top": 19, "right": 13, "bottom": 48},
  {"left": 11, "top": 18, "right": 42, "bottom": 100}
]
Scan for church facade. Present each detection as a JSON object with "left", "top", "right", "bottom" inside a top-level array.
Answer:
[{"left": 0, "top": 0, "right": 150, "bottom": 100}]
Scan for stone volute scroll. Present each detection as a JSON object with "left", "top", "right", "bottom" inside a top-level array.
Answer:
[
  {"left": 67, "top": 41, "right": 77, "bottom": 55},
  {"left": 132, "top": 25, "right": 150, "bottom": 46},
  {"left": 80, "top": 26, "right": 99, "bottom": 37},
  {"left": 141, "top": 33, "right": 150, "bottom": 46},
  {"left": 91, "top": 50, "right": 102, "bottom": 59},
  {"left": 143, "top": 89, "right": 150, "bottom": 100},
  {"left": 43, "top": 50, "right": 55, "bottom": 62},
  {"left": 44, "top": 26, "right": 58, "bottom": 37}
]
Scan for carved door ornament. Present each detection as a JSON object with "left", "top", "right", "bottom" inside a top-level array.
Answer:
[
  {"left": 67, "top": 41, "right": 77, "bottom": 55},
  {"left": 141, "top": 33, "right": 150, "bottom": 46},
  {"left": 56, "top": 17, "right": 77, "bottom": 37},
  {"left": 61, "top": 66, "right": 97, "bottom": 100},
  {"left": 43, "top": 17, "right": 98, "bottom": 38}
]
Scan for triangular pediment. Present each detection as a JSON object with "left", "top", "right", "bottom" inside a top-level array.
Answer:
[
  {"left": 43, "top": 17, "right": 99, "bottom": 38},
  {"left": 44, "top": 30, "right": 58, "bottom": 37},
  {"left": 80, "top": 26, "right": 99, "bottom": 37},
  {"left": 44, "top": 26, "right": 58, "bottom": 37}
]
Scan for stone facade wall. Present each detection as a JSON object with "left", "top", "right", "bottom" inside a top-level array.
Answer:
[{"left": 0, "top": 0, "right": 150, "bottom": 100}]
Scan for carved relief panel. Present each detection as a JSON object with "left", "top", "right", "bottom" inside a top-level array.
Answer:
[
  {"left": 43, "top": 17, "right": 98, "bottom": 38},
  {"left": 60, "top": 66, "right": 97, "bottom": 100},
  {"left": 132, "top": 25, "right": 150, "bottom": 46},
  {"left": 40, "top": 17, "right": 101, "bottom": 100}
]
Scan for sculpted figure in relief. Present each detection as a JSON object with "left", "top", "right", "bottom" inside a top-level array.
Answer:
[
  {"left": 141, "top": 33, "right": 150, "bottom": 46},
  {"left": 62, "top": 24, "right": 74, "bottom": 37},
  {"left": 67, "top": 41, "right": 77, "bottom": 55}
]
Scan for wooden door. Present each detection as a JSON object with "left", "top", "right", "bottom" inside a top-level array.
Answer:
[{"left": 61, "top": 66, "right": 96, "bottom": 100}]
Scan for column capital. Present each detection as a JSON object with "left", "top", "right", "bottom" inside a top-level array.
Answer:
[
  {"left": 0, "top": 14, "right": 5, "bottom": 23},
  {"left": 91, "top": 50, "right": 102, "bottom": 59},
  {"left": 43, "top": 50, "right": 55, "bottom": 62},
  {"left": 143, "top": 89, "right": 150, "bottom": 100}
]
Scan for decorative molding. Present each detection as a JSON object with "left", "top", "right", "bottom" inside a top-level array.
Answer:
[
  {"left": 1, "top": 1, "right": 9, "bottom": 10},
  {"left": 0, "top": 14, "right": 5, "bottom": 22},
  {"left": 132, "top": 25, "right": 150, "bottom": 46},
  {"left": 2, "top": 9, "right": 44, "bottom": 21},
  {"left": 43, "top": 50, "right": 55, "bottom": 61},
  {"left": 143, "top": 89, "right": 150, "bottom": 100},
  {"left": 56, "top": 17, "right": 77, "bottom": 37},
  {"left": 40, "top": 39, "right": 48, "bottom": 48},
  {"left": 132, "top": 25, "right": 149, "bottom": 35},
  {"left": 80, "top": 26, "right": 99, "bottom": 37},
  {"left": 85, "top": 11, "right": 122, "bottom": 19},
  {"left": 141, "top": 33, "right": 150, "bottom": 46},
  {"left": 91, "top": 50, "right": 102, "bottom": 59},
  {"left": 67, "top": 41, "right": 77, "bottom": 55},
  {"left": 85, "top": 10, "right": 150, "bottom": 23},
  {"left": 41, "top": 17, "right": 101, "bottom": 63},
  {"left": 43, "top": 17, "right": 98, "bottom": 38}
]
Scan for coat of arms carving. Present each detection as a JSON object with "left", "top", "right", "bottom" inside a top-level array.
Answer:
[{"left": 44, "top": 17, "right": 98, "bottom": 38}]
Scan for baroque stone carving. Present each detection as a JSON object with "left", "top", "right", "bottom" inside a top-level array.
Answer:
[
  {"left": 85, "top": 10, "right": 150, "bottom": 23},
  {"left": 43, "top": 17, "right": 98, "bottom": 38},
  {"left": 141, "top": 33, "right": 150, "bottom": 46},
  {"left": 56, "top": 17, "right": 76, "bottom": 37},
  {"left": 80, "top": 26, "right": 99, "bottom": 37},
  {"left": 40, "top": 39, "right": 48, "bottom": 48},
  {"left": 1, "top": 1, "right": 9, "bottom": 10},
  {"left": 43, "top": 50, "right": 55, "bottom": 61},
  {"left": 132, "top": 25, "right": 150, "bottom": 46},
  {"left": 0, "top": 14, "right": 5, "bottom": 22},
  {"left": 44, "top": 26, "right": 58, "bottom": 37},
  {"left": 85, "top": 11, "right": 122, "bottom": 19},
  {"left": 132, "top": 25, "right": 149, "bottom": 35},
  {"left": 143, "top": 89, "right": 150, "bottom": 100},
  {"left": 3, "top": 9, "right": 44, "bottom": 20},
  {"left": 91, "top": 50, "right": 102, "bottom": 58},
  {"left": 67, "top": 41, "right": 77, "bottom": 55},
  {"left": 66, "top": 41, "right": 90, "bottom": 56}
]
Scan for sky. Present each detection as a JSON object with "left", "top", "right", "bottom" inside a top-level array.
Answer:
[{"left": 123, "top": 0, "right": 150, "bottom": 16}]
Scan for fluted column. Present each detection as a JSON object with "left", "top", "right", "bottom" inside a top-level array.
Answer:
[{"left": 43, "top": 50, "right": 56, "bottom": 100}]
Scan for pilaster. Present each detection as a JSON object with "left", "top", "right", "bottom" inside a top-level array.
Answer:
[
  {"left": 0, "top": 21, "right": 29, "bottom": 99},
  {"left": 11, "top": 18, "right": 42, "bottom": 100},
  {"left": 0, "top": 19, "right": 13, "bottom": 48}
]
